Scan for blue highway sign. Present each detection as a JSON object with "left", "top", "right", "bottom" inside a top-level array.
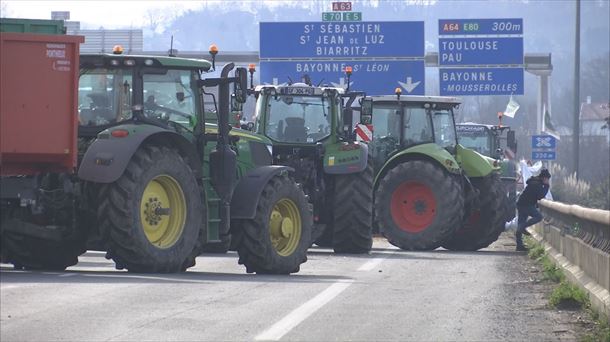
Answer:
[
  {"left": 439, "top": 67, "right": 524, "bottom": 96},
  {"left": 439, "top": 37, "right": 523, "bottom": 66},
  {"left": 260, "top": 60, "right": 425, "bottom": 96},
  {"left": 439, "top": 18, "right": 523, "bottom": 36},
  {"left": 259, "top": 21, "right": 425, "bottom": 59},
  {"left": 531, "top": 151, "right": 556, "bottom": 161},
  {"left": 531, "top": 135, "right": 557, "bottom": 149}
]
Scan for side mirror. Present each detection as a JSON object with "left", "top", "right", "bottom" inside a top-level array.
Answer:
[
  {"left": 360, "top": 98, "right": 373, "bottom": 116},
  {"left": 359, "top": 98, "right": 373, "bottom": 125},
  {"left": 233, "top": 67, "right": 248, "bottom": 104},
  {"left": 342, "top": 108, "right": 354, "bottom": 134},
  {"left": 507, "top": 130, "right": 517, "bottom": 152},
  {"left": 230, "top": 93, "right": 243, "bottom": 112},
  {"left": 176, "top": 92, "right": 185, "bottom": 102}
]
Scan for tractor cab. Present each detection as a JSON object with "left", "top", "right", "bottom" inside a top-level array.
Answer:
[
  {"left": 78, "top": 51, "right": 213, "bottom": 135},
  {"left": 456, "top": 123, "right": 517, "bottom": 160},
  {"left": 253, "top": 84, "right": 344, "bottom": 144},
  {"left": 362, "top": 93, "right": 461, "bottom": 170}
]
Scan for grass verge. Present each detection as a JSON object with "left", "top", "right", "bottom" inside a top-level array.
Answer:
[{"left": 524, "top": 236, "right": 610, "bottom": 341}]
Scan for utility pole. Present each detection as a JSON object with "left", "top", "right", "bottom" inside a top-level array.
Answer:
[{"left": 573, "top": 0, "right": 581, "bottom": 178}]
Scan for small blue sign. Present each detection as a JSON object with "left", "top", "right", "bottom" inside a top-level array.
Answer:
[
  {"left": 531, "top": 135, "right": 556, "bottom": 149},
  {"left": 531, "top": 151, "right": 556, "bottom": 161},
  {"left": 439, "top": 18, "right": 523, "bottom": 36},
  {"left": 439, "top": 67, "right": 523, "bottom": 96},
  {"left": 260, "top": 21, "right": 425, "bottom": 59},
  {"left": 439, "top": 37, "right": 523, "bottom": 66},
  {"left": 260, "top": 60, "right": 425, "bottom": 96}
]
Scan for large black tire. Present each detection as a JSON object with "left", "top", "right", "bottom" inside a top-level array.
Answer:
[
  {"left": 98, "top": 145, "right": 203, "bottom": 273},
  {"left": 330, "top": 157, "right": 374, "bottom": 254},
  {"left": 502, "top": 178, "right": 517, "bottom": 222},
  {"left": 1, "top": 233, "right": 85, "bottom": 271},
  {"left": 233, "top": 174, "right": 311, "bottom": 274},
  {"left": 442, "top": 174, "right": 505, "bottom": 251},
  {"left": 1, "top": 204, "right": 87, "bottom": 271},
  {"left": 313, "top": 225, "right": 333, "bottom": 247},
  {"left": 375, "top": 160, "right": 463, "bottom": 250}
]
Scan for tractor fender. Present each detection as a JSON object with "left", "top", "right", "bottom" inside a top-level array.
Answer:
[
  {"left": 455, "top": 144, "right": 499, "bottom": 178},
  {"left": 323, "top": 142, "right": 369, "bottom": 175},
  {"left": 78, "top": 124, "right": 201, "bottom": 183},
  {"left": 230, "top": 165, "right": 295, "bottom": 219},
  {"left": 374, "top": 143, "right": 461, "bottom": 189}
]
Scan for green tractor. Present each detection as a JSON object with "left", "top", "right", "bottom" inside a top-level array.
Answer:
[
  {"left": 1, "top": 20, "right": 311, "bottom": 273},
  {"left": 249, "top": 81, "right": 373, "bottom": 254},
  {"left": 362, "top": 92, "right": 506, "bottom": 251},
  {"left": 455, "top": 122, "right": 518, "bottom": 222}
]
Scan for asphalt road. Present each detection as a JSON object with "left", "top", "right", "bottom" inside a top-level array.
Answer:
[{"left": 0, "top": 233, "right": 584, "bottom": 341}]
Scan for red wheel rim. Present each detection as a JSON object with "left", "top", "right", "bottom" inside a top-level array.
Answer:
[{"left": 390, "top": 181, "right": 436, "bottom": 233}]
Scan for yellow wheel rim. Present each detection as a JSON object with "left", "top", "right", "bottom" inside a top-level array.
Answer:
[
  {"left": 269, "top": 198, "right": 302, "bottom": 256},
  {"left": 140, "top": 175, "right": 186, "bottom": 249}
]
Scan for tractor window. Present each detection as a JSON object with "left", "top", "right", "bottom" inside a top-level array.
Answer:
[
  {"left": 431, "top": 109, "right": 457, "bottom": 149},
  {"left": 265, "top": 95, "right": 331, "bottom": 143},
  {"left": 403, "top": 107, "right": 433, "bottom": 146},
  {"left": 371, "top": 105, "right": 400, "bottom": 144},
  {"left": 78, "top": 68, "right": 133, "bottom": 126},
  {"left": 143, "top": 70, "right": 197, "bottom": 126},
  {"left": 457, "top": 128, "right": 492, "bottom": 155}
]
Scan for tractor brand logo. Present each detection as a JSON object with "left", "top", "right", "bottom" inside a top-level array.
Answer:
[{"left": 355, "top": 124, "right": 373, "bottom": 142}]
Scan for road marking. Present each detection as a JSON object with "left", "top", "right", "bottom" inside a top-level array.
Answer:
[
  {"left": 357, "top": 252, "right": 395, "bottom": 271},
  {"left": 58, "top": 273, "right": 76, "bottom": 277},
  {"left": 255, "top": 280, "right": 353, "bottom": 341},
  {"left": 358, "top": 258, "right": 386, "bottom": 271}
]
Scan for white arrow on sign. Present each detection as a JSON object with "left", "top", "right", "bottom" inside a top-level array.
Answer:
[
  {"left": 330, "top": 77, "right": 353, "bottom": 90},
  {"left": 398, "top": 77, "right": 421, "bottom": 93}
]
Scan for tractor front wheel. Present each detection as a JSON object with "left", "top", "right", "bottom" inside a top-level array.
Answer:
[
  {"left": 330, "top": 157, "right": 374, "bottom": 253},
  {"left": 375, "top": 160, "right": 463, "bottom": 250},
  {"left": 234, "top": 174, "right": 311, "bottom": 274}
]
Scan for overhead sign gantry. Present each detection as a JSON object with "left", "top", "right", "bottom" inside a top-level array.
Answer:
[{"left": 259, "top": 2, "right": 426, "bottom": 95}]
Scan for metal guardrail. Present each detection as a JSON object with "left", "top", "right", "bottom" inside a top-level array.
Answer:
[{"left": 540, "top": 199, "right": 610, "bottom": 253}]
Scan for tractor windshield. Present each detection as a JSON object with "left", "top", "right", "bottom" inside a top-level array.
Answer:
[
  {"left": 142, "top": 69, "right": 198, "bottom": 127},
  {"left": 78, "top": 68, "right": 133, "bottom": 127},
  {"left": 456, "top": 126, "right": 492, "bottom": 156},
  {"left": 431, "top": 109, "right": 457, "bottom": 150},
  {"left": 265, "top": 95, "right": 332, "bottom": 143}
]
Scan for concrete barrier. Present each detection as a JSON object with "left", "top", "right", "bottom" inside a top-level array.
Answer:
[{"left": 533, "top": 199, "right": 610, "bottom": 319}]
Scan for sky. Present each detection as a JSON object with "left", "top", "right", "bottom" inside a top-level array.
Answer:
[{"left": 1, "top": 1, "right": 207, "bottom": 29}]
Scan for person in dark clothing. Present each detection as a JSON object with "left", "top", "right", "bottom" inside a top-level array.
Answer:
[{"left": 515, "top": 168, "right": 551, "bottom": 251}]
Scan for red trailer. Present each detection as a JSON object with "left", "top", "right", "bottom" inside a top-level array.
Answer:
[{"left": 0, "top": 32, "right": 83, "bottom": 175}]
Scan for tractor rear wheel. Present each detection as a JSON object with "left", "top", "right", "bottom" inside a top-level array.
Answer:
[
  {"left": 330, "top": 158, "right": 374, "bottom": 253},
  {"left": 234, "top": 174, "right": 311, "bottom": 274},
  {"left": 375, "top": 160, "right": 463, "bottom": 250},
  {"left": 442, "top": 174, "right": 505, "bottom": 251},
  {"left": 98, "top": 145, "right": 203, "bottom": 273}
]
